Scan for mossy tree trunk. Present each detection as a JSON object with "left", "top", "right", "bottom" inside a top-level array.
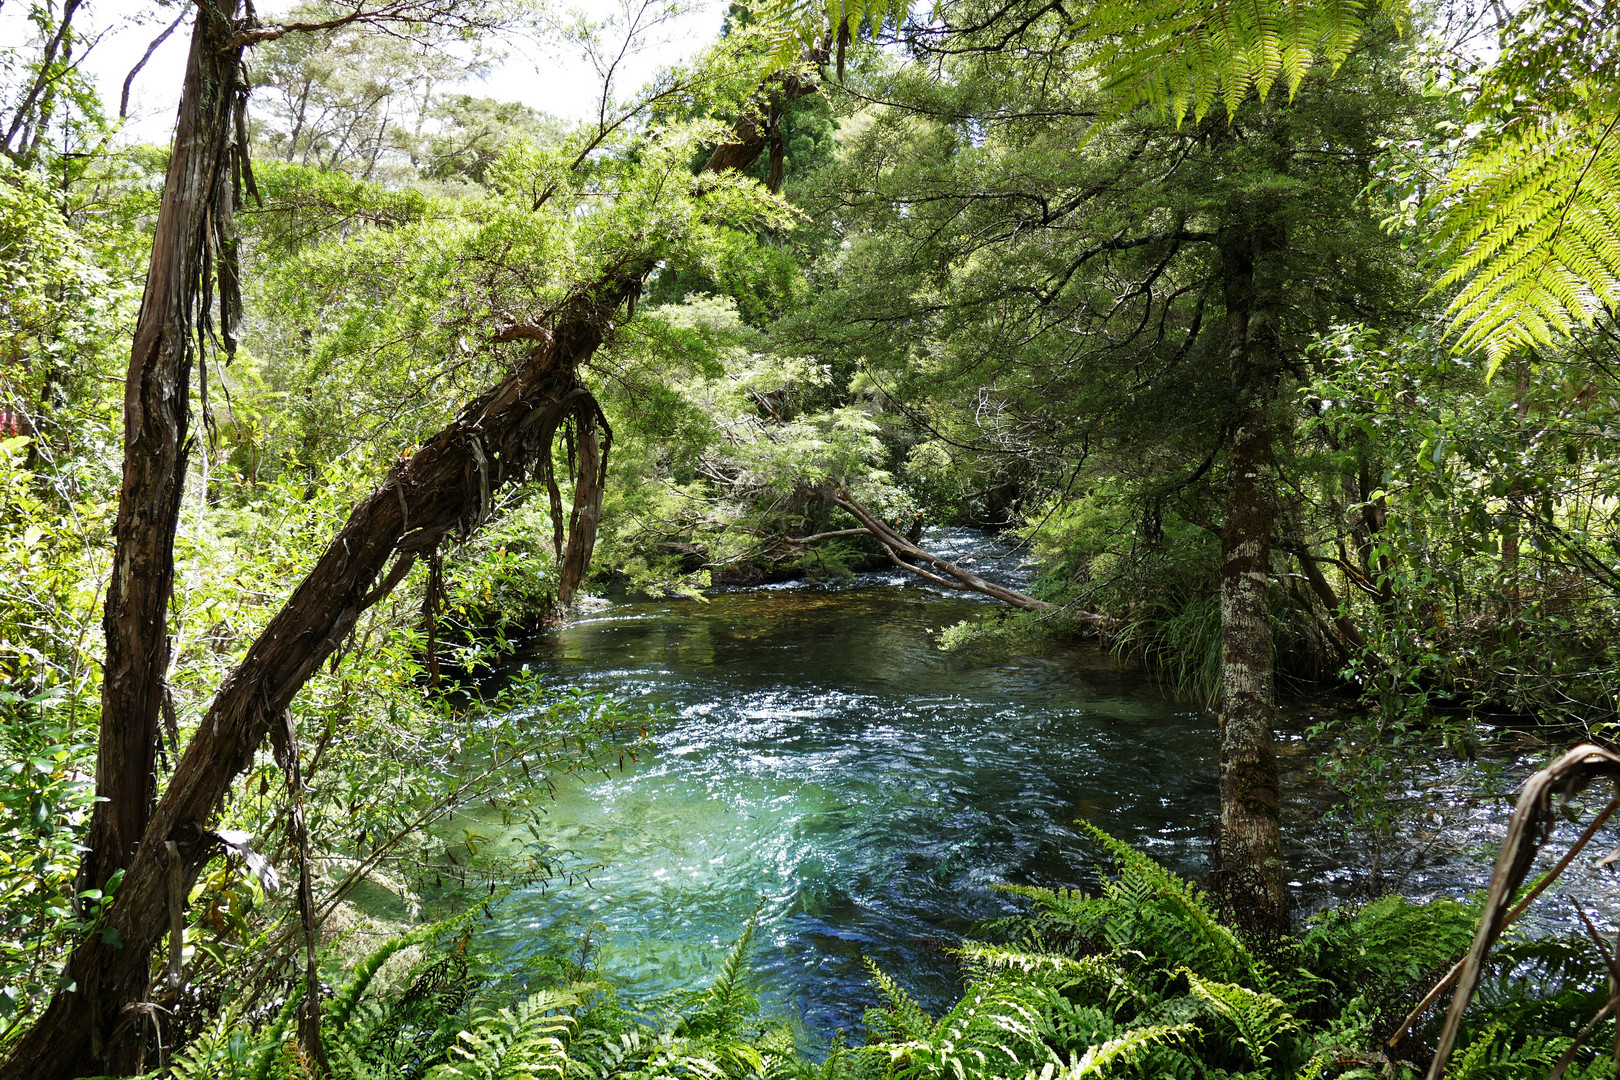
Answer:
[{"left": 1211, "top": 218, "right": 1289, "bottom": 932}]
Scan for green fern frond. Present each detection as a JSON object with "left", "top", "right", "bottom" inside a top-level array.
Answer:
[
  {"left": 951, "top": 943, "right": 1144, "bottom": 1015},
  {"left": 1431, "top": 87, "right": 1620, "bottom": 369},
  {"left": 952, "top": 942, "right": 1106, "bottom": 979},
  {"left": 761, "top": 0, "right": 916, "bottom": 78},
  {"left": 428, "top": 986, "right": 581, "bottom": 1080},
  {"left": 1075, "top": 822, "right": 1261, "bottom": 987},
  {"left": 249, "top": 990, "right": 303, "bottom": 1080},
  {"left": 1073, "top": 0, "right": 1383, "bottom": 127},
  {"left": 1061, "top": 1023, "right": 1196, "bottom": 1077},
  {"left": 991, "top": 883, "right": 1089, "bottom": 912},
  {"left": 1180, "top": 970, "right": 1296, "bottom": 1069},
  {"left": 327, "top": 914, "right": 476, "bottom": 1033},
  {"left": 862, "top": 959, "right": 934, "bottom": 1042},
  {"left": 154, "top": 1012, "right": 242, "bottom": 1080},
  {"left": 682, "top": 909, "right": 763, "bottom": 1039}
]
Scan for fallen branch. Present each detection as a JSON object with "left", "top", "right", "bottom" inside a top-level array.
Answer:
[
  {"left": 783, "top": 528, "right": 870, "bottom": 544},
  {"left": 829, "top": 482, "right": 1108, "bottom": 625}
]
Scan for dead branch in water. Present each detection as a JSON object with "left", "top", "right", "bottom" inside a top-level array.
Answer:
[{"left": 823, "top": 482, "right": 1109, "bottom": 626}]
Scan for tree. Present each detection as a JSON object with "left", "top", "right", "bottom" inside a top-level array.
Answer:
[
  {"left": 0, "top": 14, "right": 814, "bottom": 1072},
  {"left": 795, "top": 0, "right": 1425, "bottom": 926},
  {"left": 1427, "top": 0, "right": 1620, "bottom": 363}
]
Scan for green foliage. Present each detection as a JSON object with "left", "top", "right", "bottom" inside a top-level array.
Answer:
[
  {"left": 1427, "top": 0, "right": 1620, "bottom": 364},
  {"left": 858, "top": 829, "right": 1615, "bottom": 1080},
  {"left": 430, "top": 987, "right": 581, "bottom": 1080},
  {"left": 1072, "top": 0, "right": 1388, "bottom": 126}
]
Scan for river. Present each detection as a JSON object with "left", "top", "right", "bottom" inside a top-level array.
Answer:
[{"left": 475, "top": 529, "right": 1615, "bottom": 1044}]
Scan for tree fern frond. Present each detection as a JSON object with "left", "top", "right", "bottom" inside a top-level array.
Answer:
[
  {"left": 1427, "top": 0, "right": 1620, "bottom": 368},
  {"left": 1072, "top": 0, "right": 1381, "bottom": 127}
]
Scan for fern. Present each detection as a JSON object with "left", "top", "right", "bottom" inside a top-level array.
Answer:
[
  {"left": 763, "top": 0, "right": 1377, "bottom": 124},
  {"left": 153, "top": 1012, "right": 247, "bottom": 1080},
  {"left": 763, "top": 0, "right": 914, "bottom": 78},
  {"left": 679, "top": 909, "right": 763, "bottom": 1039},
  {"left": 1074, "top": 822, "right": 1262, "bottom": 987},
  {"left": 567, "top": 916, "right": 778, "bottom": 1080},
  {"left": 862, "top": 959, "right": 933, "bottom": 1042},
  {"left": 249, "top": 989, "right": 304, "bottom": 1080},
  {"left": 327, "top": 914, "right": 476, "bottom": 1034},
  {"left": 1060, "top": 1023, "right": 1196, "bottom": 1077},
  {"left": 1180, "top": 970, "right": 1295, "bottom": 1069},
  {"left": 1426, "top": 0, "right": 1620, "bottom": 365},
  {"left": 1070, "top": 0, "right": 1382, "bottom": 126},
  {"left": 428, "top": 987, "right": 581, "bottom": 1080}
]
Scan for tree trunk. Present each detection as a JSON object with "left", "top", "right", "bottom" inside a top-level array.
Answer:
[
  {"left": 67, "top": 5, "right": 247, "bottom": 1070},
  {"left": 1210, "top": 223, "right": 1289, "bottom": 932},
  {"left": 556, "top": 405, "right": 608, "bottom": 609},
  {"left": 1, "top": 57, "right": 819, "bottom": 1079},
  {"left": 0, "top": 293, "right": 626, "bottom": 1080}
]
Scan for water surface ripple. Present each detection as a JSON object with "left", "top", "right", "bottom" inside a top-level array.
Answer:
[{"left": 480, "top": 530, "right": 1614, "bottom": 1042}]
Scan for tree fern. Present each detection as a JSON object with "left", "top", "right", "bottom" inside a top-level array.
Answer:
[
  {"left": 764, "top": 0, "right": 915, "bottom": 77},
  {"left": 1069, "top": 0, "right": 1384, "bottom": 126},
  {"left": 1428, "top": 0, "right": 1620, "bottom": 366},
  {"left": 763, "top": 0, "right": 1379, "bottom": 124}
]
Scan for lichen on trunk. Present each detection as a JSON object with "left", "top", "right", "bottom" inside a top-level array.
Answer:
[{"left": 1210, "top": 220, "right": 1289, "bottom": 932}]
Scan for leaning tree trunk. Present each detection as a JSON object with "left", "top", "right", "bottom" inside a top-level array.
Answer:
[
  {"left": 0, "top": 289, "right": 629, "bottom": 1080},
  {"left": 1, "top": 58, "right": 819, "bottom": 1080},
  {"left": 1210, "top": 222, "right": 1289, "bottom": 932}
]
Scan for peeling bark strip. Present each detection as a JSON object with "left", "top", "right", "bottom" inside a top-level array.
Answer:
[
  {"left": 1209, "top": 222, "right": 1289, "bottom": 932},
  {"left": 87, "top": 0, "right": 248, "bottom": 921}
]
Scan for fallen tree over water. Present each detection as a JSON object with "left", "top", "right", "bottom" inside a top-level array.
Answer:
[{"left": 778, "top": 482, "right": 1111, "bottom": 626}]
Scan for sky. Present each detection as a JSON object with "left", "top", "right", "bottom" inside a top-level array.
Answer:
[{"left": 15, "top": 0, "right": 731, "bottom": 146}]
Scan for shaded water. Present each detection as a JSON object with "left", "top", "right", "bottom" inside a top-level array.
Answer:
[{"left": 479, "top": 530, "right": 1616, "bottom": 1043}]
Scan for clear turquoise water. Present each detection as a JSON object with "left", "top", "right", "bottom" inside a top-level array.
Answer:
[
  {"left": 476, "top": 531, "right": 1615, "bottom": 1044},
  {"left": 479, "top": 536, "right": 1222, "bottom": 1040}
]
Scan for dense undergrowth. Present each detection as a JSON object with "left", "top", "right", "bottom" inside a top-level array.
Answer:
[{"left": 129, "top": 828, "right": 1615, "bottom": 1080}]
